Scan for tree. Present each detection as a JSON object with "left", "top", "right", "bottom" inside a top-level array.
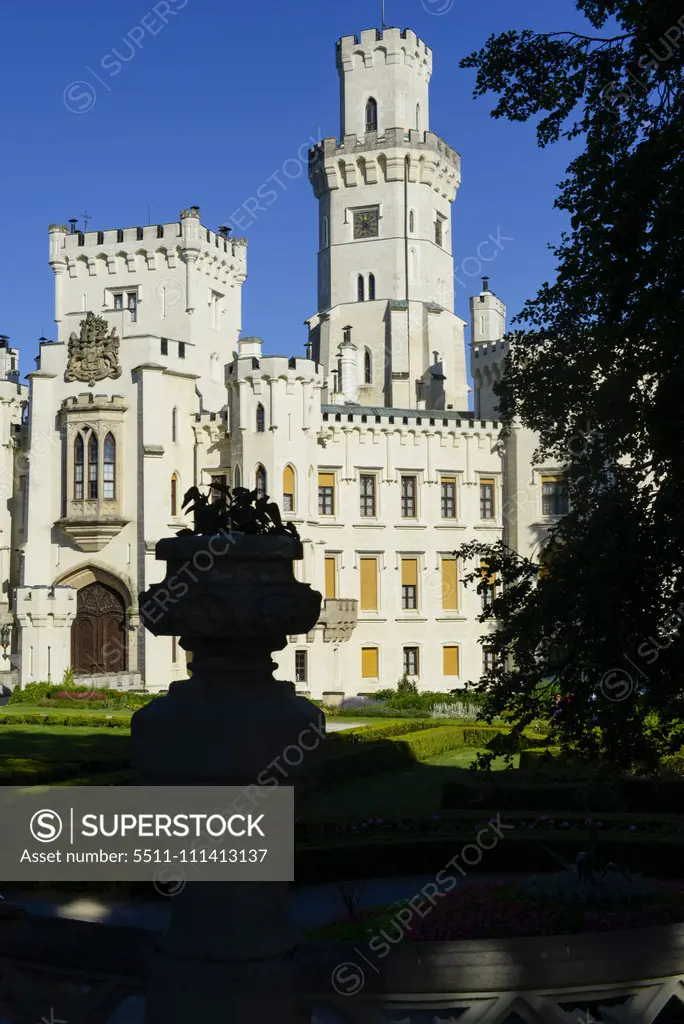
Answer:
[{"left": 456, "top": 1, "right": 684, "bottom": 770}]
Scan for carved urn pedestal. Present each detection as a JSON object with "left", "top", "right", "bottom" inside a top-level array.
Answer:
[{"left": 132, "top": 533, "right": 323, "bottom": 1024}]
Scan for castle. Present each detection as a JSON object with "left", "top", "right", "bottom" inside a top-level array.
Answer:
[{"left": 0, "top": 25, "right": 565, "bottom": 697}]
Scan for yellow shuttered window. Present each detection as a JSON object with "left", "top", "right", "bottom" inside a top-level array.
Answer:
[
  {"left": 401, "top": 559, "right": 417, "bottom": 586},
  {"left": 443, "top": 646, "right": 459, "bottom": 676},
  {"left": 400, "top": 557, "right": 418, "bottom": 611},
  {"left": 359, "top": 557, "right": 378, "bottom": 610},
  {"left": 283, "top": 465, "right": 295, "bottom": 512},
  {"left": 441, "top": 558, "right": 458, "bottom": 610},
  {"left": 325, "top": 557, "right": 336, "bottom": 599},
  {"left": 361, "top": 647, "right": 379, "bottom": 678}
]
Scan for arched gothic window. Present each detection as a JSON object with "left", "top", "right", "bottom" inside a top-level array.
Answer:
[
  {"left": 409, "top": 210, "right": 415, "bottom": 233},
  {"left": 368, "top": 273, "right": 376, "bottom": 300},
  {"left": 365, "top": 97, "right": 377, "bottom": 132},
  {"left": 416, "top": 103, "right": 421, "bottom": 130},
  {"left": 364, "top": 349, "right": 372, "bottom": 385},
  {"left": 171, "top": 473, "right": 179, "bottom": 517},
  {"left": 357, "top": 274, "right": 365, "bottom": 302},
  {"left": 171, "top": 407, "right": 177, "bottom": 443},
  {"left": 87, "top": 433, "right": 98, "bottom": 499},
  {"left": 283, "top": 465, "right": 295, "bottom": 512},
  {"left": 234, "top": 465, "right": 241, "bottom": 489},
  {"left": 255, "top": 464, "right": 267, "bottom": 500},
  {"left": 103, "top": 433, "right": 116, "bottom": 499},
  {"left": 256, "top": 403, "right": 265, "bottom": 433},
  {"left": 74, "top": 435, "right": 84, "bottom": 500}
]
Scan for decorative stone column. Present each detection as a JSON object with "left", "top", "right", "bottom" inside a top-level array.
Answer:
[{"left": 133, "top": 530, "right": 323, "bottom": 1024}]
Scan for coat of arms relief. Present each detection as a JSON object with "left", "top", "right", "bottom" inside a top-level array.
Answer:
[{"left": 65, "top": 312, "right": 122, "bottom": 387}]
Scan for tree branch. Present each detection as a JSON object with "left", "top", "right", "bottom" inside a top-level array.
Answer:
[{"left": 547, "top": 31, "right": 632, "bottom": 44}]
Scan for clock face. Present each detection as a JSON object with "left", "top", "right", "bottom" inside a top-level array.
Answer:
[{"left": 353, "top": 208, "right": 379, "bottom": 239}]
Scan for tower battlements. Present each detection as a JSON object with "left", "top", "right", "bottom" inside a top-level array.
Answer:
[
  {"left": 337, "top": 28, "right": 432, "bottom": 77},
  {"left": 229, "top": 353, "right": 322, "bottom": 385},
  {"left": 309, "top": 131, "right": 460, "bottom": 201},
  {"left": 311, "top": 129, "right": 458, "bottom": 163},
  {"left": 48, "top": 211, "right": 247, "bottom": 273}
]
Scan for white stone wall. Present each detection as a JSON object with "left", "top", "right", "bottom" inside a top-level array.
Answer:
[
  {"left": 268, "top": 407, "right": 503, "bottom": 696},
  {"left": 16, "top": 210, "right": 246, "bottom": 687}
]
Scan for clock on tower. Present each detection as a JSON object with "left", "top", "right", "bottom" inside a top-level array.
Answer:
[{"left": 353, "top": 207, "right": 379, "bottom": 239}]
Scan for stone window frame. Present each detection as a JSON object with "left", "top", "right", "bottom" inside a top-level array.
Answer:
[{"left": 61, "top": 398, "right": 126, "bottom": 522}]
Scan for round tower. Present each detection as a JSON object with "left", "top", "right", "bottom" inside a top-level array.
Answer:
[{"left": 308, "top": 26, "right": 467, "bottom": 412}]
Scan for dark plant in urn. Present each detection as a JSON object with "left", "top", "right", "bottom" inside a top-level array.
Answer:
[{"left": 133, "top": 484, "right": 324, "bottom": 785}]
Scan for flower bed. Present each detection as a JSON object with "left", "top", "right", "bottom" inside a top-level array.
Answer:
[
  {"left": 7, "top": 682, "right": 161, "bottom": 711},
  {"left": 310, "top": 876, "right": 684, "bottom": 942},
  {"left": 0, "top": 712, "right": 132, "bottom": 728}
]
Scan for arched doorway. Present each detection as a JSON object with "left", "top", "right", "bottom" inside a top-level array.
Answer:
[{"left": 71, "top": 581, "right": 128, "bottom": 675}]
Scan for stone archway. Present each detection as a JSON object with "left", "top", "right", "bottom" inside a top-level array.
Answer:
[{"left": 71, "top": 581, "right": 128, "bottom": 675}]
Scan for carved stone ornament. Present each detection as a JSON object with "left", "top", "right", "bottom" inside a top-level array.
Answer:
[{"left": 65, "top": 312, "right": 122, "bottom": 387}]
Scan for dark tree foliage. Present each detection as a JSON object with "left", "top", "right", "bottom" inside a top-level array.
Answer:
[{"left": 456, "top": 1, "right": 684, "bottom": 770}]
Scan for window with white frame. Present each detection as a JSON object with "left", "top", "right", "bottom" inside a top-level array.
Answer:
[
  {"left": 403, "top": 646, "right": 419, "bottom": 677},
  {"left": 295, "top": 649, "right": 308, "bottom": 684},
  {"left": 112, "top": 291, "right": 137, "bottom": 321},
  {"left": 541, "top": 474, "right": 569, "bottom": 517},
  {"left": 359, "top": 474, "right": 376, "bottom": 517},
  {"left": 440, "top": 477, "right": 456, "bottom": 519},
  {"left": 400, "top": 475, "right": 417, "bottom": 518}
]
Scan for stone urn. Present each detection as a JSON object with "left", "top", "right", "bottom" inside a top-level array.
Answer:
[
  {"left": 132, "top": 530, "right": 324, "bottom": 1024},
  {"left": 133, "top": 531, "right": 323, "bottom": 784}
]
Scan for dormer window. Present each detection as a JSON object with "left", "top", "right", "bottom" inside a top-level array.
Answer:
[{"left": 365, "top": 97, "right": 377, "bottom": 133}]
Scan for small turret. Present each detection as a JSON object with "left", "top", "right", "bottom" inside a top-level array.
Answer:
[
  {"left": 0, "top": 336, "right": 19, "bottom": 382},
  {"left": 470, "top": 278, "right": 508, "bottom": 419}
]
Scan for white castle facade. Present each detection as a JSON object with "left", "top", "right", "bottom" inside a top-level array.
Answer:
[{"left": 0, "top": 25, "right": 566, "bottom": 697}]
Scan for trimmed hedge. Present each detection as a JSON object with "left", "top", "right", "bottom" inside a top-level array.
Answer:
[
  {"left": 327, "top": 720, "right": 449, "bottom": 745},
  {"left": 442, "top": 772, "right": 684, "bottom": 814},
  {"left": 0, "top": 712, "right": 132, "bottom": 728},
  {"left": 316, "top": 724, "right": 550, "bottom": 788},
  {"left": 295, "top": 832, "right": 684, "bottom": 884}
]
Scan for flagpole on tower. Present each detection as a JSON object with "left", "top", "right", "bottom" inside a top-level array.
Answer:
[{"left": 382, "top": 0, "right": 386, "bottom": 28}]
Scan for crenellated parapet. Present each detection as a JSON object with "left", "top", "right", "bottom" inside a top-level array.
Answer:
[
  {"left": 309, "top": 130, "right": 460, "bottom": 202},
  {"left": 337, "top": 27, "right": 432, "bottom": 79},
  {"left": 48, "top": 211, "right": 247, "bottom": 289}
]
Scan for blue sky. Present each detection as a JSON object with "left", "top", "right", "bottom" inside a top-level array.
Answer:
[{"left": 2, "top": 0, "right": 590, "bottom": 375}]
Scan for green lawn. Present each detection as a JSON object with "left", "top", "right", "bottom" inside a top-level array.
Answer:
[
  {"left": 0, "top": 717, "right": 511, "bottom": 804},
  {"left": 0, "top": 725, "right": 131, "bottom": 763},
  {"left": 425, "top": 748, "right": 520, "bottom": 769}
]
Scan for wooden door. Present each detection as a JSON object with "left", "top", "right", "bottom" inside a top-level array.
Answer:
[{"left": 71, "top": 582, "right": 127, "bottom": 675}]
